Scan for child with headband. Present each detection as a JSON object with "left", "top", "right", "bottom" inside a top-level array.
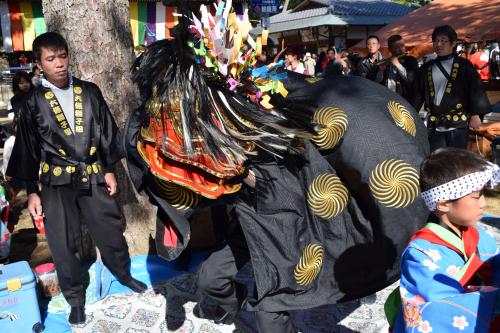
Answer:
[{"left": 389, "top": 148, "right": 500, "bottom": 333}]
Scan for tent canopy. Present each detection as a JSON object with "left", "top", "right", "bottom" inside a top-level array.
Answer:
[{"left": 353, "top": 0, "right": 500, "bottom": 59}]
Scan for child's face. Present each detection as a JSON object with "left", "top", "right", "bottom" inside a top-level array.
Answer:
[
  {"left": 447, "top": 190, "right": 486, "bottom": 227},
  {"left": 18, "top": 78, "right": 31, "bottom": 93}
]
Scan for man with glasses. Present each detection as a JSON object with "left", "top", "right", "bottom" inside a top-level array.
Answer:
[
  {"left": 357, "top": 35, "right": 384, "bottom": 82},
  {"left": 412, "top": 25, "right": 490, "bottom": 151}
]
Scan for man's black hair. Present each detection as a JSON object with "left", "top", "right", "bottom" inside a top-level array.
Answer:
[
  {"left": 32, "top": 32, "right": 68, "bottom": 62},
  {"left": 431, "top": 25, "right": 458, "bottom": 43},
  {"left": 387, "top": 35, "right": 403, "bottom": 49},
  {"left": 366, "top": 35, "right": 380, "bottom": 43},
  {"left": 420, "top": 148, "right": 490, "bottom": 192}
]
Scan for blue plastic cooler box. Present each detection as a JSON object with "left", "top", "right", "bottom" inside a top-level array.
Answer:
[{"left": 0, "top": 261, "right": 44, "bottom": 332}]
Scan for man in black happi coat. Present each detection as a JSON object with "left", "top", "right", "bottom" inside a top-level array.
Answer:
[
  {"left": 412, "top": 25, "right": 490, "bottom": 151},
  {"left": 6, "top": 32, "right": 146, "bottom": 325}
]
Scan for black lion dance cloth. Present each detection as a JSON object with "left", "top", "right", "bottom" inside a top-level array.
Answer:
[{"left": 124, "top": 1, "right": 429, "bottom": 312}]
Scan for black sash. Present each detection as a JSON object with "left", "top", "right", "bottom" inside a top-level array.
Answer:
[
  {"left": 45, "top": 153, "right": 98, "bottom": 190},
  {"left": 435, "top": 60, "right": 452, "bottom": 82}
]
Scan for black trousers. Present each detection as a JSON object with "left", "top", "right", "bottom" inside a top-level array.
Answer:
[
  {"left": 428, "top": 128, "right": 468, "bottom": 152},
  {"left": 41, "top": 183, "right": 131, "bottom": 306},
  {"left": 197, "top": 214, "right": 296, "bottom": 333}
]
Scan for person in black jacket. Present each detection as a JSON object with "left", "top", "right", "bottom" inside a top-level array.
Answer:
[
  {"left": 379, "top": 35, "right": 419, "bottom": 102},
  {"left": 412, "top": 25, "right": 491, "bottom": 151},
  {"left": 10, "top": 71, "right": 33, "bottom": 118},
  {"left": 357, "top": 35, "right": 384, "bottom": 82},
  {"left": 6, "top": 32, "right": 147, "bottom": 325}
]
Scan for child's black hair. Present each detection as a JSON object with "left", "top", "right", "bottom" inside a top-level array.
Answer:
[{"left": 420, "top": 148, "right": 490, "bottom": 192}]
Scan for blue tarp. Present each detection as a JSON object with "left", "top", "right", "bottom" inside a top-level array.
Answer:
[{"left": 41, "top": 253, "right": 207, "bottom": 333}]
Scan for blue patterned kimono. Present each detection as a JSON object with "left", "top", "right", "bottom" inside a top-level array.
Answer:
[{"left": 393, "top": 223, "right": 500, "bottom": 333}]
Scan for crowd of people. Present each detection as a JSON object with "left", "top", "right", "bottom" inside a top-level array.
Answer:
[
  {"left": 0, "top": 16, "right": 499, "bottom": 333},
  {"left": 279, "top": 26, "right": 494, "bottom": 153},
  {"left": 281, "top": 34, "right": 500, "bottom": 83}
]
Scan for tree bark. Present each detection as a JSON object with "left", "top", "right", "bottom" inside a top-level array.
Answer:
[{"left": 42, "top": 0, "right": 156, "bottom": 255}]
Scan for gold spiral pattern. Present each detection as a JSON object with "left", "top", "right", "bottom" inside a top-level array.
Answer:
[
  {"left": 312, "top": 107, "right": 348, "bottom": 150},
  {"left": 155, "top": 178, "right": 200, "bottom": 210},
  {"left": 387, "top": 101, "right": 416, "bottom": 137},
  {"left": 294, "top": 244, "right": 324, "bottom": 286},
  {"left": 369, "top": 159, "right": 419, "bottom": 208},
  {"left": 307, "top": 173, "right": 348, "bottom": 219}
]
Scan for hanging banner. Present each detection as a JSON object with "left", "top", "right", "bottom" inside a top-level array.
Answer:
[
  {"left": 165, "top": 6, "right": 177, "bottom": 40},
  {"left": 137, "top": 2, "right": 147, "bottom": 46},
  {"left": 130, "top": 1, "right": 139, "bottom": 47},
  {"left": 145, "top": 2, "right": 156, "bottom": 45},
  {"left": 20, "top": 2, "right": 35, "bottom": 51},
  {"left": 0, "top": 2, "right": 12, "bottom": 52},
  {"left": 155, "top": 2, "right": 166, "bottom": 41},
  {"left": 32, "top": 1, "right": 46, "bottom": 37},
  {"left": 8, "top": 2, "right": 24, "bottom": 51}
]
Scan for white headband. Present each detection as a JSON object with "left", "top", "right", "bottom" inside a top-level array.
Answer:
[{"left": 421, "top": 163, "right": 500, "bottom": 211}]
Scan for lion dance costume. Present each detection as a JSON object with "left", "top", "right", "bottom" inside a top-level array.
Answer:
[{"left": 124, "top": 1, "right": 430, "bottom": 329}]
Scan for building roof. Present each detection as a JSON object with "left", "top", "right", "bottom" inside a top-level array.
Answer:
[
  {"left": 325, "top": 0, "right": 413, "bottom": 17},
  {"left": 253, "top": 0, "right": 414, "bottom": 34},
  {"left": 270, "top": 7, "right": 329, "bottom": 24},
  {"left": 263, "top": 14, "right": 347, "bottom": 33},
  {"left": 311, "top": 0, "right": 414, "bottom": 17}
]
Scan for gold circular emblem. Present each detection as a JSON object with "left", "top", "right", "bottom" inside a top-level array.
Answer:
[
  {"left": 58, "top": 149, "right": 66, "bottom": 156},
  {"left": 456, "top": 104, "right": 462, "bottom": 109},
  {"left": 450, "top": 109, "right": 456, "bottom": 113},
  {"left": 42, "top": 163, "right": 49, "bottom": 173},
  {"left": 369, "top": 160, "right": 419, "bottom": 208},
  {"left": 294, "top": 244, "right": 324, "bottom": 286},
  {"left": 44, "top": 91, "right": 54, "bottom": 99},
  {"left": 387, "top": 101, "right": 416, "bottom": 137},
  {"left": 92, "top": 164, "right": 99, "bottom": 174},
  {"left": 155, "top": 178, "right": 200, "bottom": 210},
  {"left": 65, "top": 166, "right": 76, "bottom": 174},
  {"left": 461, "top": 115, "right": 467, "bottom": 121},
  {"left": 86, "top": 165, "right": 92, "bottom": 174},
  {"left": 446, "top": 115, "right": 451, "bottom": 120},
  {"left": 453, "top": 63, "right": 459, "bottom": 68},
  {"left": 429, "top": 116, "right": 436, "bottom": 122},
  {"left": 305, "top": 77, "right": 323, "bottom": 84},
  {"left": 311, "top": 107, "right": 348, "bottom": 150},
  {"left": 89, "top": 147, "right": 97, "bottom": 156},
  {"left": 307, "top": 173, "right": 348, "bottom": 219},
  {"left": 452, "top": 115, "right": 458, "bottom": 121},
  {"left": 53, "top": 167, "right": 62, "bottom": 177},
  {"left": 73, "top": 86, "right": 82, "bottom": 94},
  {"left": 430, "top": 92, "right": 435, "bottom": 97}
]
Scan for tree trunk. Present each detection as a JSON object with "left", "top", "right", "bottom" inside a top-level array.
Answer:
[{"left": 42, "top": 0, "right": 156, "bottom": 255}]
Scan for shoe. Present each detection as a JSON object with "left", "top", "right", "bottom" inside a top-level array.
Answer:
[
  {"left": 213, "top": 306, "right": 234, "bottom": 325},
  {"left": 68, "top": 306, "right": 86, "bottom": 325},
  {"left": 121, "top": 277, "right": 147, "bottom": 293},
  {"left": 193, "top": 304, "right": 234, "bottom": 325}
]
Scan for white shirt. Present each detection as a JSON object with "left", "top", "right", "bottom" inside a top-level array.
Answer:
[
  {"left": 41, "top": 75, "right": 75, "bottom": 132},
  {"left": 286, "top": 62, "right": 305, "bottom": 74},
  {"left": 432, "top": 58, "right": 455, "bottom": 132},
  {"left": 432, "top": 57, "right": 453, "bottom": 106},
  {"left": 2, "top": 135, "right": 15, "bottom": 175}
]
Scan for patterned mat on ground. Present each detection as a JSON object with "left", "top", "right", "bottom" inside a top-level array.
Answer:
[
  {"left": 68, "top": 271, "right": 396, "bottom": 333},
  {"left": 60, "top": 220, "right": 500, "bottom": 333}
]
